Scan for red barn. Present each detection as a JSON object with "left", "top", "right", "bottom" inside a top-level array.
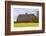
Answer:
[{"left": 17, "top": 13, "right": 36, "bottom": 22}]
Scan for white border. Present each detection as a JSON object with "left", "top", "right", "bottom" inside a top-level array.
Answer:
[{"left": 11, "top": 5, "right": 42, "bottom": 31}]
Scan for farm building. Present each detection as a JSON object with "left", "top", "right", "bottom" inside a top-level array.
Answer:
[{"left": 17, "top": 13, "right": 37, "bottom": 22}]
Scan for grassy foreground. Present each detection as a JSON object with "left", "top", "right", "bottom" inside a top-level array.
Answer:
[{"left": 14, "top": 22, "right": 39, "bottom": 27}]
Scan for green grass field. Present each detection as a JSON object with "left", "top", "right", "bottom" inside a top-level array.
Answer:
[{"left": 14, "top": 22, "right": 39, "bottom": 27}]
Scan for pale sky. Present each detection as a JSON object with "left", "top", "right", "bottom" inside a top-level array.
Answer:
[{"left": 13, "top": 8, "right": 39, "bottom": 21}]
